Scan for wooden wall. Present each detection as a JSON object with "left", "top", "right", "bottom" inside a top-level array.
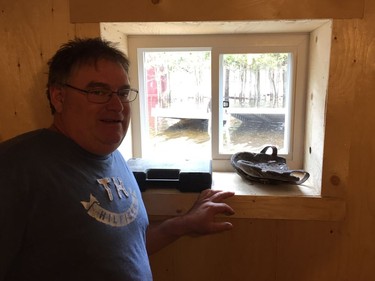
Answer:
[
  {"left": 0, "top": 0, "right": 99, "bottom": 141},
  {"left": 1, "top": 0, "right": 374, "bottom": 281}
]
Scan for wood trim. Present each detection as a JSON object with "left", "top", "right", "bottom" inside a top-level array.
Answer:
[
  {"left": 69, "top": 0, "right": 364, "bottom": 23},
  {"left": 142, "top": 173, "right": 346, "bottom": 221},
  {"left": 143, "top": 192, "right": 345, "bottom": 221}
]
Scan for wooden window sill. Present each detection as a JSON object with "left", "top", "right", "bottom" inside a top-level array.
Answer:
[{"left": 141, "top": 172, "right": 346, "bottom": 221}]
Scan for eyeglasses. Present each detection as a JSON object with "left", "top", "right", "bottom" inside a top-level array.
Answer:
[{"left": 63, "top": 84, "right": 138, "bottom": 103}]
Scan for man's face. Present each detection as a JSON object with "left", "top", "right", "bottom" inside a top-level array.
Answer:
[{"left": 51, "top": 59, "right": 132, "bottom": 156}]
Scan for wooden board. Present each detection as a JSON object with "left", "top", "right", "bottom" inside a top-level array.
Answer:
[{"left": 70, "top": 0, "right": 364, "bottom": 23}]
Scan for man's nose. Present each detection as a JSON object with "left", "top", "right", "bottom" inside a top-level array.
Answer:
[{"left": 106, "top": 93, "right": 125, "bottom": 111}]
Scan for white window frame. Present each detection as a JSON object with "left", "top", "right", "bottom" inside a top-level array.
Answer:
[{"left": 126, "top": 34, "right": 309, "bottom": 171}]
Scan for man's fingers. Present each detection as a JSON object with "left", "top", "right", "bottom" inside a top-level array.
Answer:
[
  {"left": 209, "top": 221, "right": 234, "bottom": 233},
  {"left": 199, "top": 189, "right": 221, "bottom": 199},
  {"left": 213, "top": 202, "right": 235, "bottom": 216},
  {"left": 207, "top": 190, "right": 235, "bottom": 203}
]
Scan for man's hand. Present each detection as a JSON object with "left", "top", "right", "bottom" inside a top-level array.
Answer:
[
  {"left": 181, "top": 189, "right": 235, "bottom": 235},
  {"left": 146, "top": 189, "right": 235, "bottom": 255}
]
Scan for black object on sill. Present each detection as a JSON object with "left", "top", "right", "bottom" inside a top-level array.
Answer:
[
  {"left": 127, "top": 158, "right": 212, "bottom": 192},
  {"left": 231, "top": 146, "right": 310, "bottom": 185}
]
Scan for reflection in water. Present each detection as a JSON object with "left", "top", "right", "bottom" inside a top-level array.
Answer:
[{"left": 149, "top": 116, "right": 284, "bottom": 158}]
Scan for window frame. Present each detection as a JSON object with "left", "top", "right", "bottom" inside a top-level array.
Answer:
[
  {"left": 103, "top": 20, "right": 345, "bottom": 222},
  {"left": 212, "top": 46, "right": 301, "bottom": 167},
  {"left": 126, "top": 33, "right": 309, "bottom": 171}
]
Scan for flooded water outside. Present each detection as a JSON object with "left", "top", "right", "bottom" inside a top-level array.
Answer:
[{"left": 148, "top": 115, "right": 285, "bottom": 158}]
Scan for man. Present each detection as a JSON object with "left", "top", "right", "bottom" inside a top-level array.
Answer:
[{"left": 0, "top": 38, "right": 235, "bottom": 280}]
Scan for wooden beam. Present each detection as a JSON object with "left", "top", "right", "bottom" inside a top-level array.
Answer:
[
  {"left": 142, "top": 190, "right": 346, "bottom": 221},
  {"left": 70, "top": 0, "right": 364, "bottom": 23}
]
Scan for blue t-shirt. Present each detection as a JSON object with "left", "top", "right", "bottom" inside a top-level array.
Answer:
[{"left": 0, "top": 129, "right": 152, "bottom": 281}]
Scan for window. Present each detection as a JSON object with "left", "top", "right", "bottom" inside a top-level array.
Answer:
[
  {"left": 100, "top": 20, "right": 337, "bottom": 218},
  {"left": 218, "top": 52, "right": 292, "bottom": 156},
  {"left": 137, "top": 48, "right": 211, "bottom": 160},
  {"left": 126, "top": 34, "right": 308, "bottom": 171}
]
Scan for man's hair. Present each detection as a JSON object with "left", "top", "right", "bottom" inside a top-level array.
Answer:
[{"left": 46, "top": 37, "right": 130, "bottom": 114}]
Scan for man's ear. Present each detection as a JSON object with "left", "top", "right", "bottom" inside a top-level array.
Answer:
[{"left": 49, "top": 85, "right": 65, "bottom": 113}]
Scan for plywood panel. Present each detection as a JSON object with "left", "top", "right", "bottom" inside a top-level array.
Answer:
[
  {"left": 0, "top": 0, "right": 100, "bottom": 141},
  {"left": 150, "top": 218, "right": 278, "bottom": 281},
  {"left": 70, "top": 0, "right": 364, "bottom": 23},
  {"left": 276, "top": 220, "right": 343, "bottom": 281}
]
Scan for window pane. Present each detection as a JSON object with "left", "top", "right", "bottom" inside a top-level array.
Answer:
[
  {"left": 142, "top": 50, "right": 211, "bottom": 159},
  {"left": 220, "top": 53, "right": 291, "bottom": 154}
]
